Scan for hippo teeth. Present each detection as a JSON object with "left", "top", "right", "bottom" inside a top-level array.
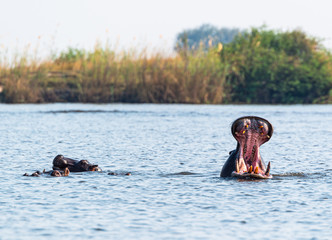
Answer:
[
  {"left": 235, "top": 158, "right": 240, "bottom": 173},
  {"left": 254, "top": 166, "right": 259, "bottom": 174},
  {"left": 265, "top": 162, "right": 271, "bottom": 176}
]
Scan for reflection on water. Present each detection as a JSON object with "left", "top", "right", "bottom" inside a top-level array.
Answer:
[{"left": 0, "top": 104, "right": 332, "bottom": 239}]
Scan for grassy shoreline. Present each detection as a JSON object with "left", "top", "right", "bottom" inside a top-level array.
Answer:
[
  {"left": 1, "top": 28, "right": 332, "bottom": 104},
  {"left": 0, "top": 47, "right": 227, "bottom": 104}
]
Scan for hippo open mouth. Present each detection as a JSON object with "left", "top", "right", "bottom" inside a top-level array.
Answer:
[{"left": 221, "top": 116, "right": 273, "bottom": 179}]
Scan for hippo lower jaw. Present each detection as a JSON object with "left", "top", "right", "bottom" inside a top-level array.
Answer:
[
  {"left": 221, "top": 116, "right": 273, "bottom": 179},
  {"left": 231, "top": 161, "right": 271, "bottom": 179},
  {"left": 230, "top": 146, "right": 272, "bottom": 179}
]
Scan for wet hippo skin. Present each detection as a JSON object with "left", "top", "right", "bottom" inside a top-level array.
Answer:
[
  {"left": 23, "top": 154, "right": 101, "bottom": 177},
  {"left": 221, "top": 116, "right": 273, "bottom": 179},
  {"left": 52, "top": 154, "right": 102, "bottom": 172}
]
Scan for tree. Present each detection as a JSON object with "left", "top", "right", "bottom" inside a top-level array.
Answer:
[
  {"left": 175, "top": 24, "right": 241, "bottom": 51},
  {"left": 222, "top": 27, "right": 332, "bottom": 103}
]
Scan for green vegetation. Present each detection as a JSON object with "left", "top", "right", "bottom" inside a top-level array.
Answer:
[
  {"left": 221, "top": 28, "right": 332, "bottom": 103},
  {"left": 0, "top": 27, "right": 331, "bottom": 104}
]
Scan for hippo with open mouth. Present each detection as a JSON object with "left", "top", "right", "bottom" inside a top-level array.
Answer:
[{"left": 221, "top": 116, "right": 273, "bottom": 179}]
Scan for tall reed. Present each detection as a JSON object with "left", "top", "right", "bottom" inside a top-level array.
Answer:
[{"left": 0, "top": 45, "right": 226, "bottom": 103}]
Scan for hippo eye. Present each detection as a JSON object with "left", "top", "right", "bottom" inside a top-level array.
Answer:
[
  {"left": 80, "top": 160, "right": 89, "bottom": 165},
  {"left": 51, "top": 170, "right": 61, "bottom": 177},
  {"left": 78, "top": 160, "right": 91, "bottom": 170}
]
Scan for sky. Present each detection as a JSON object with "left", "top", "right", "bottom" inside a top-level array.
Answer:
[{"left": 1, "top": 0, "right": 332, "bottom": 59}]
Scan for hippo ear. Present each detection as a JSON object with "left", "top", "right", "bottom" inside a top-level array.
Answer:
[{"left": 64, "top": 168, "right": 70, "bottom": 176}]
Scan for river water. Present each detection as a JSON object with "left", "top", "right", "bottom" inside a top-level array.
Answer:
[{"left": 0, "top": 104, "right": 331, "bottom": 240}]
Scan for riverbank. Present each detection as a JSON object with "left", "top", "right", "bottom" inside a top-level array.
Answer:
[{"left": 1, "top": 28, "right": 331, "bottom": 104}]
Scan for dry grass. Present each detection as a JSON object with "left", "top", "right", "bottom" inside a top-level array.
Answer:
[{"left": 0, "top": 45, "right": 226, "bottom": 103}]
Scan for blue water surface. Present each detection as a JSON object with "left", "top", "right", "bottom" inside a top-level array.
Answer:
[{"left": 0, "top": 104, "right": 331, "bottom": 240}]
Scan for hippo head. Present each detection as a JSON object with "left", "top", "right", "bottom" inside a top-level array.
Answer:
[
  {"left": 50, "top": 168, "right": 70, "bottom": 177},
  {"left": 53, "top": 155, "right": 101, "bottom": 172},
  {"left": 227, "top": 116, "right": 273, "bottom": 179},
  {"left": 74, "top": 160, "right": 101, "bottom": 172}
]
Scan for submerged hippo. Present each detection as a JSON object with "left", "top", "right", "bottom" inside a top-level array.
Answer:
[
  {"left": 23, "top": 168, "right": 70, "bottom": 177},
  {"left": 53, "top": 154, "right": 102, "bottom": 172},
  {"left": 221, "top": 116, "right": 273, "bottom": 179},
  {"left": 23, "top": 154, "right": 101, "bottom": 177}
]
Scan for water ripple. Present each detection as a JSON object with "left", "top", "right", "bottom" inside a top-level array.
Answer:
[{"left": 0, "top": 104, "right": 332, "bottom": 239}]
